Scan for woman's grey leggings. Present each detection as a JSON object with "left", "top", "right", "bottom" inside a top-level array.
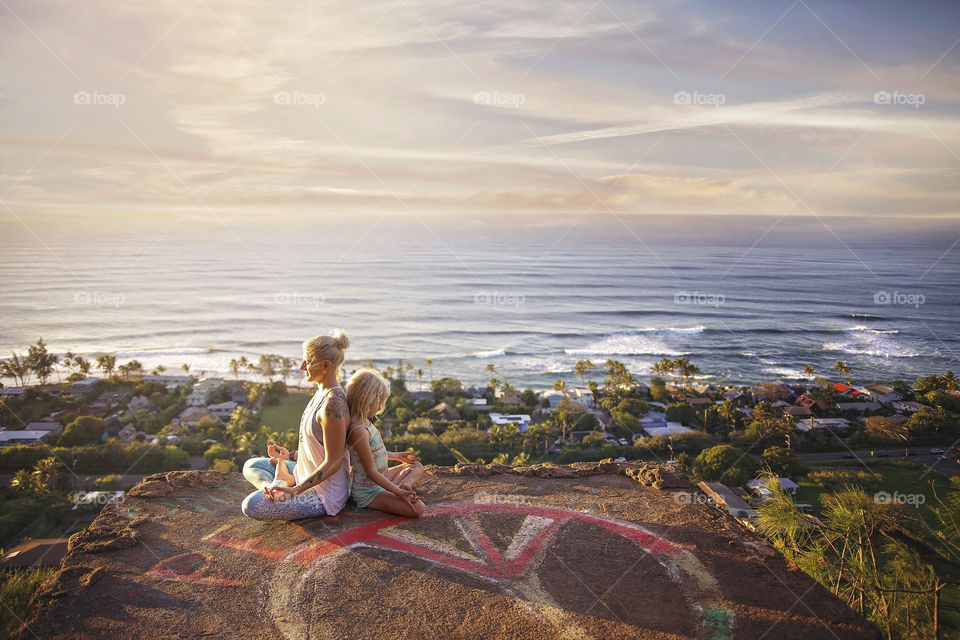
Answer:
[{"left": 240, "top": 457, "right": 328, "bottom": 520}]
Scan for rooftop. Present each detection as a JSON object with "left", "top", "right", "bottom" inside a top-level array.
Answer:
[{"left": 18, "top": 466, "right": 879, "bottom": 640}]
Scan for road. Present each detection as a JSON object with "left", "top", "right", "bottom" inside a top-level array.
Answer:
[{"left": 798, "top": 448, "right": 960, "bottom": 477}]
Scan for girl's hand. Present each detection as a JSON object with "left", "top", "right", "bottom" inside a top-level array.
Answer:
[
  {"left": 396, "top": 451, "right": 418, "bottom": 464},
  {"left": 267, "top": 443, "right": 291, "bottom": 460}
]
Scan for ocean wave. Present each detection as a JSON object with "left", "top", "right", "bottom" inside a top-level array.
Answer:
[
  {"left": 112, "top": 347, "right": 212, "bottom": 358},
  {"left": 474, "top": 349, "right": 507, "bottom": 359},
  {"left": 635, "top": 325, "right": 707, "bottom": 334},
  {"left": 845, "top": 313, "right": 884, "bottom": 321},
  {"left": 565, "top": 330, "right": 691, "bottom": 357},
  {"left": 845, "top": 325, "right": 899, "bottom": 334},
  {"left": 824, "top": 327, "right": 919, "bottom": 358},
  {"left": 762, "top": 366, "right": 816, "bottom": 379}
]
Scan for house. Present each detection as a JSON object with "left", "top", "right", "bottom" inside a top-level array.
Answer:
[
  {"left": 466, "top": 398, "right": 492, "bottom": 412},
  {"left": 0, "top": 430, "right": 53, "bottom": 445},
  {"left": 721, "top": 390, "right": 749, "bottom": 406},
  {"left": 142, "top": 374, "right": 192, "bottom": 388},
  {"left": 797, "top": 417, "right": 852, "bottom": 432},
  {"left": 0, "top": 387, "right": 27, "bottom": 399},
  {"left": 686, "top": 397, "right": 713, "bottom": 407},
  {"left": 835, "top": 401, "right": 882, "bottom": 413},
  {"left": 784, "top": 406, "right": 812, "bottom": 417},
  {"left": 409, "top": 391, "right": 434, "bottom": 402},
  {"left": 488, "top": 412, "right": 532, "bottom": 433},
  {"left": 207, "top": 401, "right": 239, "bottom": 419},
  {"left": 747, "top": 478, "right": 800, "bottom": 498},
  {"left": 127, "top": 395, "right": 150, "bottom": 413},
  {"left": 427, "top": 402, "right": 460, "bottom": 421},
  {"left": 89, "top": 391, "right": 131, "bottom": 412},
  {"left": 25, "top": 421, "right": 62, "bottom": 435},
  {"left": 797, "top": 394, "right": 830, "bottom": 411},
  {"left": 569, "top": 387, "right": 594, "bottom": 409},
  {"left": 223, "top": 380, "right": 248, "bottom": 405},
  {"left": 697, "top": 482, "right": 758, "bottom": 519},
  {"left": 495, "top": 387, "right": 522, "bottom": 406},
  {"left": 642, "top": 423, "right": 695, "bottom": 438},
  {"left": 0, "top": 538, "right": 68, "bottom": 568},
  {"left": 64, "top": 377, "right": 100, "bottom": 398},
  {"left": 118, "top": 424, "right": 138, "bottom": 442},
  {"left": 832, "top": 383, "right": 864, "bottom": 398},
  {"left": 893, "top": 400, "right": 924, "bottom": 413},
  {"left": 640, "top": 411, "right": 667, "bottom": 429},
  {"left": 539, "top": 390, "right": 565, "bottom": 412},
  {"left": 178, "top": 407, "right": 217, "bottom": 429},
  {"left": 864, "top": 384, "right": 900, "bottom": 404},
  {"left": 187, "top": 378, "right": 224, "bottom": 407},
  {"left": 693, "top": 383, "right": 718, "bottom": 395}
]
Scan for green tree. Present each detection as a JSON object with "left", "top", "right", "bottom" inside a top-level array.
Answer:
[
  {"left": 0, "top": 351, "right": 30, "bottom": 386},
  {"left": 760, "top": 446, "right": 808, "bottom": 478},
  {"left": 27, "top": 338, "right": 58, "bottom": 385},
  {"left": 58, "top": 416, "right": 107, "bottom": 447},
  {"left": 693, "top": 445, "right": 758, "bottom": 487},
  {"left": 204, "top": 443, "right": 232, "bottom": 468},
  {"left": 574, "top": 359, "right": 592, "bottom": 386},
  {"left": 96, "top": 354, "right": 117, "bottom": 378}
]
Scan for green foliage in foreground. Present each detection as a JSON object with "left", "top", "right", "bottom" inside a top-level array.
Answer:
[
  {"left": 755, "top": 472, "right": 960, "bottom": 640},
  {"left": 0, "top": 566, "right": 56, "bottom": 639}
]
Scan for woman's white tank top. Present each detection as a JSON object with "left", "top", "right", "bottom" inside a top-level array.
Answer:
[{"left": 292, "top": 385, "right": 351, "bottom": 515}]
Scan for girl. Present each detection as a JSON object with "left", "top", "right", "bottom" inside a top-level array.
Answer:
[
  {"left": 240, "top": 330, "right": 352, "bottom": 520},
  {"left": 345, "top": 368, "right": 425, "bottom": 517}
]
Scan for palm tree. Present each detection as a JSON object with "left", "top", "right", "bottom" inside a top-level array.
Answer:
[
  {"left": 574, "top": 360, "right": 592, "bottom": 386},
  {"left": 833, "top": 360, "right": 851, "bottom": 383},
  {"left": 553, "top": 379, "right": 566, "bottom": 392},
  {"left": 181, "top": 363, "right": 191, "bottom": 375},
  {"left": 238, "top": 356, "right": 249, "bottom": 379},
  {"left": 229, "top": 359, "right": 240, "bottom": 380},
  {"left": 802, "top": 364, "right": 815, "bottom": 377},
  {"left": 96, "top": 354, "right": 117, "bottom": 379},
  {"left": 1, "top": 351, "right": 30, "bottom": 386},
  {"left": 424, "top": 359, "right": 433, "bottom": 382}
]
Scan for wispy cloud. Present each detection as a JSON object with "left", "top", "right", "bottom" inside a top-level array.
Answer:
[{"left": 0, "top": 0, "right": 958, "bottom": 219}]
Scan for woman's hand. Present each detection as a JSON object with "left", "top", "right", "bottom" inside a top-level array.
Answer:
[
  {"left": 264, "top": 484, "right": 297, "bottom": 502},
  {"left": 267, "top": 443, "right": 291, "bottom": 461}
]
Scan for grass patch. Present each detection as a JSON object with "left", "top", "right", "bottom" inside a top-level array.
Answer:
[
  {"left": 0, "top": 566, "right": 56, "bottom": 639},
  {"left": 259, "top": 391, "right": 312, "bottom": 434}
]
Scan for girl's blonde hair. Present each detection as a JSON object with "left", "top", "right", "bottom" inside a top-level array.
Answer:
[
  {"left": 346, "top": 368, "right": 390, "bottom": 422},
  {"left": 302, "top": 329, "right": 350, "bottom": 381}
]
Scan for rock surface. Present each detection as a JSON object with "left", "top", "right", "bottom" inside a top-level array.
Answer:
[{"left": 18, "top": 463, "right": 879, "bottom": 640}]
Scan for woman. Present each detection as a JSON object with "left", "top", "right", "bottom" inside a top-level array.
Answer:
[{"left": 240, "top": 330, "right": 352, "bottom": 520}]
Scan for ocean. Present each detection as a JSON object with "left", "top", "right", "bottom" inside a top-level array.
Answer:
[{"left": 1, "top": 212, "right": 957, "bottom": 390}]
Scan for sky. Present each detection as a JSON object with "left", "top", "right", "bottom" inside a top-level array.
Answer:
[{"left": 1, "top": 0, "right": 959, "bottom": 220}]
